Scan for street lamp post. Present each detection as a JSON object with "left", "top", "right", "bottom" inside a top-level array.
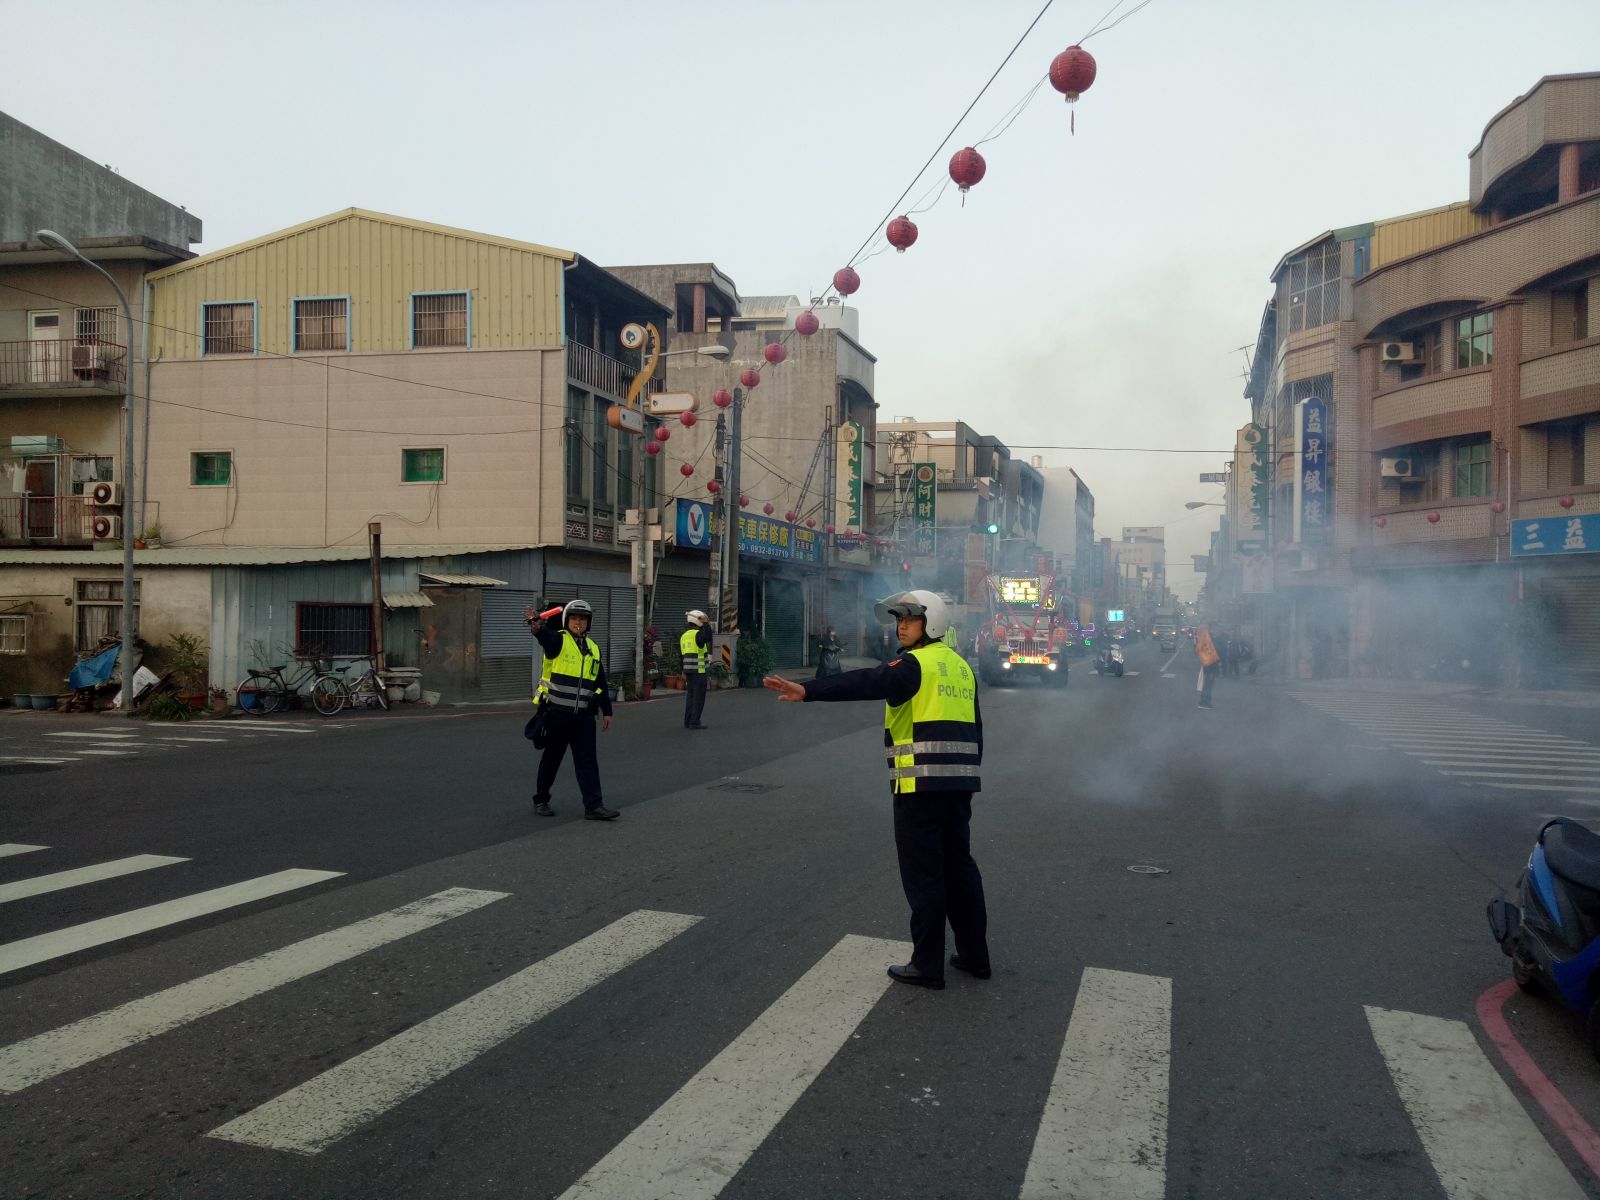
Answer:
[{"left": 36, "top": 230, "right": 138, "bottom": 714}]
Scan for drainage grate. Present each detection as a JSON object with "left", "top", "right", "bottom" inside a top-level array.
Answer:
[{"left": 708, "top": 781, "right": 781, "bottom": 795}]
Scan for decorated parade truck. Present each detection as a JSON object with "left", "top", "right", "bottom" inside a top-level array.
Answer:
[{"left": 973, "top": 572, "right": 1071, "bottom": 687}]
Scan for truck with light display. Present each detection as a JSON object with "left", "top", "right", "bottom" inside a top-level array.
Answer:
[{"left": 973, "top": 573, "right": 1071, "bottom": 687}]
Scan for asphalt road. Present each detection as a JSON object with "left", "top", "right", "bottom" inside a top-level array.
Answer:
[{"left": 3, "top": 643, "right": 1600, "bottom": 1198}]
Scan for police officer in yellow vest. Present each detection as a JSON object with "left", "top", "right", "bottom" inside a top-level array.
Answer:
[
  {"left": 681, "top": 609, "right": 712, "bottom": 730},
  {"left": 764, "top": 589, "right": 990, "bottom": 990},
  {"left": 524, "top": 599, "right": 619, "bottom": 821}
]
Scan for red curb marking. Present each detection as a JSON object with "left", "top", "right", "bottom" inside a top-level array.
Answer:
[{"left": 1476, "top": 977, "right": 1600, "bottom": 1177}]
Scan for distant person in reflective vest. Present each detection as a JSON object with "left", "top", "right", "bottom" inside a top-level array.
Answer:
[
  {"left": 764, "top": 589, "right": 990, "bottom": 991},
  {"left": 525, "top": 600, "right": 618, "bottom": 821},
  {"left": 681, "top": 609, "right": 712, "bottom": 730}
]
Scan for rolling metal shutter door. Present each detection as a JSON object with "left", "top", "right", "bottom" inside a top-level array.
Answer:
[
  {"left": 653, "top": 574, "right": 710, "bottom": 636},
  {"left": 543, "top": 583, "right": 637, "bottom": 676},
  {"left": 765, "top": 577, "right": 805, "bottom": 667},
  {"left": 826, "top": 576, "right": 862, "bottom": 653},
  {"left": 480, "top": 588, "right": 541, "bottom": 700},
  {"left": 1542, "top": 576, "right": 1600, "bottom": 689}
]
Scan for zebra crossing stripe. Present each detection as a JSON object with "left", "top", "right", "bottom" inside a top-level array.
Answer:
[
  {"left": 209, "top": 908, "right": 701, "bottom": 1156},
  {"left": 1021, "top": 968, "right": 1171, "bottom": 1200},
  {"left": 557, "top": 933, "right": 905, "bottom": 1200},
  {"left": 42, "top": 731, "right": 139, "bottom": 739},
  {"left": 1365, "top": 1005, "right": 1587, "bottom": 1200},
  {"left": 0, "top": 887, "right": 506, "bottom": 1094},
  {"left": 0, "top": 845, "right": 48, "bottom": 858},
  {"left": 0, "top": 869, "right": 344, "bottom": 977},
  {"left": 0, "top": 854, "right": 188, "bottom": 904}
]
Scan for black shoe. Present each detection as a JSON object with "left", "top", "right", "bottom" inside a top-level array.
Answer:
[
  {"left": 584, "top": 806, "right": 621, "bottom": 821},
  {"left": 887, "top": 964, "right": 944, "bottom": 990},
  {"left": 690, "top": 723, "right": 708, "bottom": 730},
  {"left": 533, "top": 802, "right": 554, "bottom": 817},
  {"left": 949, "top": 954, "right": 992, "bottom": 980}
]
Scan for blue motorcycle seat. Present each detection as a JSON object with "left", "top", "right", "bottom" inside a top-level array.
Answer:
[{"left": 1541, "top": 819, "right": 1600, "bottom": 893}]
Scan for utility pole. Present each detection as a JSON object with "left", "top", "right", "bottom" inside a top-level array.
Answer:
[
  {"left": 368, "top": 522, "right": 385, "bottom": 671},
  {"left": 724, "top": 388, "right": 744, "bottom": 638},
  {"left": 820, "top": 402, "right": 835, "bottom": 638}
]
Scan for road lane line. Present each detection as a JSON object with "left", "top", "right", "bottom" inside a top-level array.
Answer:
[
  {"left": 43, "top": 731, "right": 140, "bottom": 739},
  {"left": 1160, "top": 651, "right": 1180, "bottom": 673},
  {"left": 1366, "top": 1004, "right": 1586, "bottom": 1200},
  {"left": 0, "top": 844, "right": 48, "bottom": 858},
  {"left": 1410, "top": 747, "right": 1600, "bottom": 760},
  {"left": 0, "top": 869, "right": 344, "bottom": 977},
  {"left": 1020, "top": 967, "right": 1170, "bottom": 1200},
  {"left": 558, "top": 933, "right": 904, "bottom": 1200},
  {"left": 153, "top": 737, "right": 230, "bottom": 744},
  {"left": 209, "top": 908, "right": 701, "bottom": 1156},
  {"left": 0, "top": 887, "right": 506, "bottom": 1094},
  {"left": 1440, "top": 769, "right": 1600, "bottom": 783},
  {"left": 0, "top": 758, "right": 74, "bottom": 765},
  {"left": 1473, "top": 782, "right": 1600, "bottom": 794},
  {"left": 71, "top": 749, "right": 141, "bottom": 756},
  {"left": 0, "top": 854, "right": 188, "bottom": 904}
]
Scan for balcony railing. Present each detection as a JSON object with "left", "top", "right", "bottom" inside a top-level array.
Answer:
[
  {"left": 0, "top": 340, "right": 128, "bottom": 392},
  {"left": 566, "top": 341, "right": 663, "bottom": 401},
  {"left": 0, "top": 494, "right": 98, "bottom": 546}
]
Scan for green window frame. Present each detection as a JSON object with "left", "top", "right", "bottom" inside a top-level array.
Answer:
[
  {"left": 1454, "top": 439, "right": 1491, "bottom": 497},
  {"left": 191, "top": 451, "right": 232, "bottom": 486},
  {"left": 1456, "top": 312, "right": 1493, "bottom": 368},
  {"left": 401, "top": 447, "right": 445, "bottom": 484}
]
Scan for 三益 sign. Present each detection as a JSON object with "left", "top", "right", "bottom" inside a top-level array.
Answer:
[
  {"left": 911, "top": 463, "right": 937, "bottom": 555},
  {"left": 1512, "top": 514, "right": 1599, "bottom": 557}
]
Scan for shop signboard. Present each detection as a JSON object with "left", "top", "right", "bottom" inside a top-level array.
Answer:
[
  {"left": 1511, "top": 514, "right": 1599, "bottom": 557},
  {"left": 1293, "top": 397, "right": 1329, "bottom": 544},
  {"left": 835, "top": 420, "right": 864, "bottom": 535},
  {"left": 736, "top": 511, "right": 820, "bottom": 563},
  {"left": 911, "top": 462, "right": 937, "bottom": 555}
]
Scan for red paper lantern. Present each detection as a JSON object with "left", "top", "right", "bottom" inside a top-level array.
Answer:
[
  {"left": 645, "top": 440, "right": 661, "bottom": 456},
  {"left": 713, "top": 388, "right": 733, "bottom": 408},
  {"left": 679, "top": 463, "right": 694, "bottom": 478},
  {"left": 740, "top": 368, "right": 762, "bottom": 389},
  {"left": 707, "top": 479, "right": 721, "bottom": 494},
  {"left": 1490, "top": 500, "right": 1505, "bottom": 513},
  {"left": 1048, "top": 45, "right": 1097, "bottom": 101},
  {"left": 679, "top": 410, "right": 697, "bottom": 427},
  {"left": 1426, "top": 511, "right": 1441, "bottom": 524},
  {"left": 833, "top": 266, "right": 860, "bottom": 296},
  {"left": 739, "top": 494, "right": 749, "bottom": 506},
  {"left": 887, "top": 215, "right": 918, "bottom": 252},
  {"left": 1560, "top": 495, "right": 1576, "bottom": 509},
  {"left": 763, "top": 502, "right": 774, "bottom": 516},
  {"left": 784, "top": 511, "right": 797, "bottom": 523},
  {"left": 805, "top": 518, "right": 816, "bottom": 528},
  {"left": 825, "top": 524, "right": 836, "bottom": 534},
  {"left": 1374, "top": 515, "right": 1386, "bottom": 528},
  {"left": 654, "top": 426, "right": 671, "bottom": 442},
  {"left": 763, "top": 342, "right": 787, "bottom": 365},
  {"left": 949, "top": 147, "right": 986, "bottom": 195},
  {"left": 795, "top": 310, "right": 820, "bottom": 336}
]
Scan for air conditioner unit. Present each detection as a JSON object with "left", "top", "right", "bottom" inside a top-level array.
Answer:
[
  {"left": 70, "top": 344, "right": 109, "bottom": 377},
  {"left": 89, "top": 480, "right": 121, "bottom": 506},
  {"left": 1380, "top": 457, "right": 1421, "bottom": 479},
  {"left": 91, "top": 514, "right": 122, "bottom": 540},
  {"left": 1380, "top": 341, "right": 1416, "bottom": 363}
]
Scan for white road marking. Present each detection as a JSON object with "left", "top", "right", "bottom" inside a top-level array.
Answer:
[
  {"left": 558, "top": 933, "right": 904, "bottom": 1200},
  {"left": 1409, "top": 747, "right": 1600, "bottom": 760},
  {"left": 1365, "top": 1005, "right": 1586, "bottom": 1200},
  {"left": 70, "top": 749, "right": 140, "bottom": 756},
  {"left": 201, "top": 724, "right": 319, "bottom": 734},
  {"left": 210, "top": 908, "right": 701, "bottom": 1156},
  {"left": 153, "top": 737, "right": 230, "bottom": 744},
  {"left": 0, "top": 869, "right": 344, "bottom": 976},
  {"left": 1160, "top": 651, "right": 1180, "bottom": 673},
  {"left": 1161, "top": 672, "right": 1176, "bottom": 678},
  {"left": 0, "top": 844, "right": 48, "bottom": 858},
  {"left": 42, "top": 731, "right": 140, "bottom": 740},
  {"left": 1440, "top": 769, "right": 1600, "bottom": 783},
  {"left": 1421, "top": 758, "right": 1600, "bottom": 771},
  {"left": 0, "top": 759, "right": 74, "bottom": 766},
  {"left": 1477, "top": 782, "right": 1600, "bottom": 794},
  {"left": 0, "top": 887, "right": 506, "bottom": 1094},
  {"left": 1021, "top": 967, "right": 1171, "bottom": 1200},
  {"left": 1123, "top": 670, "right": 1141, "bottom": 677},
  {"left": 0, "top": 854, "right": 188, "bottom": 904}
]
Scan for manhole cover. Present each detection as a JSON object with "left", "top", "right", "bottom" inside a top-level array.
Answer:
[
  {"left": 708, "top": 782, "right": 781, "bottom": 794},
  {"left": 1126, "top": 864, "right": 1169, "bottom": 875}
]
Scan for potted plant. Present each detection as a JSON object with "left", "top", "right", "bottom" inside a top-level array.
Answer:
[
  {"left": 140, "top": 523, "right": 163, "bottom": 549},
  {"left": 659, "top": 639, "right": 684, "bottom": 689},
  {"left": 736, "top": 634, "right": 776, "bottom": 688},
  {"left": 208, "top": 686, "right": 230, "bottom": 714},
  {"left": 164, "top": 632, "right": 209, "bottom": 709}
]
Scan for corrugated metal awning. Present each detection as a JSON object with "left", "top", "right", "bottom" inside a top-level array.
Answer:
[
  {"left": 419, "top": 572, "right": 509, "bottom": 586},
  {"left": 0, "top": 543, "right": 540, "bottom": 567},
  {"left": 383, "top": 591, "right": 435, "bottom": 609}
]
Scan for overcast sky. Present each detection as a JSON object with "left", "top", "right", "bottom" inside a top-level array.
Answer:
[{"left": 6, "top": 0, "right": 1597, "bottom": 599}]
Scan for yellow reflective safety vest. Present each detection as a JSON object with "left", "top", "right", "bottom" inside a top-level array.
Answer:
[
  {"left": 680, "top": 627, "right": 708, "bottom": 674},
  {"left": 883, "top": 641, "right": 981, "bottom": 795},
  {"left": 544, "top": 631, "right": 603, "bottom": 713}
]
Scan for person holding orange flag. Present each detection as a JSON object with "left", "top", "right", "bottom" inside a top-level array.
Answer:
[{"left": 1195, "top": 625, "right": 1221, "bottom": 710}]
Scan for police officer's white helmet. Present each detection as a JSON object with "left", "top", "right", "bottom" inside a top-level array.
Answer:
[
  {"left": 874, "top": 590, "right": 952, "bottom": 640},
  {"left": 686, "top": 609, "right": 709, "bottom": 627},
  {"left": 563, "top": 599, "right": 594, "bottom": 625}
]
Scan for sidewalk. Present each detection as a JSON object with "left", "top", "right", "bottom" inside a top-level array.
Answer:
[{"left": 1282, "top": 676, "right": 1600, "bottom": 711}]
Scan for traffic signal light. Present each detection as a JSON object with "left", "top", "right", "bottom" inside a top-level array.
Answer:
[{"left": 984, "top": 522, "right": 1000, "bottom": 535}]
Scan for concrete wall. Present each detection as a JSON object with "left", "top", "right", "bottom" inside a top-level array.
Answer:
[{"left": 1, "top": 113, "right": 201, "bottom": 248}]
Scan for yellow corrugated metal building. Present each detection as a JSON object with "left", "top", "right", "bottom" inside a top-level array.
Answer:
[
  {"left": 145, "top": 208, "right": 572, "bottom": 358},
  {"left": 1369, "top": 202, "right": 1491, "bottom": 271}
]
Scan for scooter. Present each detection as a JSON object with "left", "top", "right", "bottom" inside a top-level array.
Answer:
[
  {"left": 1093, "top": 644, "right": 1125, "bottom": 678},
  {"left": 1488, "top": 817, "right": 1600, "bottom": 1059}
]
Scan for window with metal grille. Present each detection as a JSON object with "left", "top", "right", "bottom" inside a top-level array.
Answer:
[
  {"left": 0, "top": 614, "right": 26, "bottom": 655},
  {"left": 1285, "top": 241, "right": 1342, "bottom": 334},
  {"left": 294, "top": 298, "right": 348, "bottom": 352},
  {"left": 203, "top": 303, "right": 255, "bottom": 355},
  {"left": 401, "top": 447, "right": 445, "bottom": 483},
  {"left": 566, "top": 387, "right": 586, "bottom": 499},
  {"left": 411, "top": 292, "right": 468, "bottom": 348},
  {"left": 1456, "top": 312, "right": 1493, "bottom": 368},
  {"left": 295, "top": 603, "right": 373, "bottom": 658},
  {"left": 75, "top": 306, "right": 117, "bottom": 344},
  {"left": 191, "top": 452, "right": 232, "bottom": 486},
  {"left": 74, "top": 579, "right": 141, "bottom": 652},
  {"left": 1454, "top": 439, "right": 1491, "bottom": 497}
]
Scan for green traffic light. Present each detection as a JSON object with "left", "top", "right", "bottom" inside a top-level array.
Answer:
[{"left": 985, "top": 523, "right": 1000, "bottom": 535}]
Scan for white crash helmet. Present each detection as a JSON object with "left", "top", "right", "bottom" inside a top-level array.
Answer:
[
  {"left": 685, "top": 609, "right": 709, "bottom": 627},
  {"left": 874, "top": 589, "right": 952, "bottom": 641},
  {"left": 563, "top": 598, "right": 594, "bottom": 626}
]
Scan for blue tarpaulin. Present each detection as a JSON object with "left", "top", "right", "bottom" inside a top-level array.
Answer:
[{"left": 68, "top": 645, "right": 121, "bottom": 690}]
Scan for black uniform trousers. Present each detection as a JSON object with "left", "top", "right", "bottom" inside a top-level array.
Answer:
[
  {"left": 892, "top": 790, "right": 989, "bottom": 979},
  {"left": 534, "top": 709, "right": 604, "bottom": 812},
  {"left": 684, "top": 672, "right": 708, "bottom": 727}
]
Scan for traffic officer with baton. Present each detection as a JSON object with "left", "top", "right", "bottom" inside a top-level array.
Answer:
[
  {"left": 681, "top": 609, "right": 712, "bottom": 730},
  {"left": 525, "top": 600, "right": 619, "bottom": 821},
  {"left": 764, "top": 589, "right": 990, "bottom": 989}
]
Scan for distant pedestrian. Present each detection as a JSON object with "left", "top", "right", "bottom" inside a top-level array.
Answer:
[
  {"left": 1216, "top": 630, "right": 1236, "bottom": 678},
  {"left": 1196, "top": 625, "right": 1221, "bottom": 709},
  {"left": 816, "top": 626, "right": 843, "bottom": 677},
  {"left": 525, "top": 601, "right": 618, "bottom": 820},
  {"left": 681, "top": 609, "right": 712, "bottom": 730},
  {"left": 764, "top": 590, "right": 990, "bottom": 991}
]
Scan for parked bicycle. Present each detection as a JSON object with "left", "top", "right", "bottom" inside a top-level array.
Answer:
[
  {"left": 236, "top": 658, "right": 342, "bottom": 717},
  {"left": 307, "top": 657, "right": 390, "bottom": 715}
]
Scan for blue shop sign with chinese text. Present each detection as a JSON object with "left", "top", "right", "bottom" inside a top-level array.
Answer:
[
  {"left": 738, "top": 512, "right": 820, "bottom": 563},
  {"left": 1295, "top": 397, "right": 1329, "bottom": 543},
  {"left": 1512, "top": 514, "right": 1600, "bottom": 557},
  {"left": 675, "top": 500, "right": 715, "bottom": 550}
]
